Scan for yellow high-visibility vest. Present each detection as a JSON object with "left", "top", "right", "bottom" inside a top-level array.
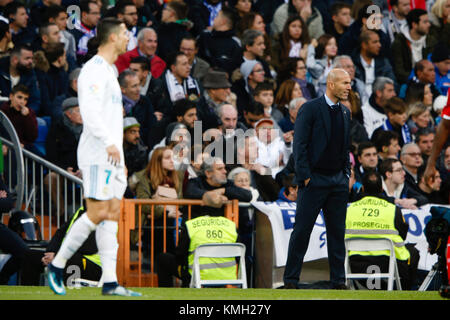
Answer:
[
  {"left": 345, "top": 196, "right": 410, "bottom": 261},
  {"left": 186, "top": 216, "right": 238, "bottom": 280}
]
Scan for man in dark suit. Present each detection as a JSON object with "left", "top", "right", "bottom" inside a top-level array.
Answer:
[{"left": 284, "top": 68, "right": 352, "bottom": 290}]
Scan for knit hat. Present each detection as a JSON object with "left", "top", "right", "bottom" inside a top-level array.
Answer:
[
  {"left": 202, "top": 70, "right": 231, "bottom": 89},
  {"left": 123, "top": 117, "right": 140, "bottom": 131},
  {"left": 62, "top": 97, "right": 79, "bottom": 111},
  {"left": 431, "top": 43, "right": 450, "bottom": 63},
  {"left": 239, "top": 60, "right": 259, "bottom": 81}
]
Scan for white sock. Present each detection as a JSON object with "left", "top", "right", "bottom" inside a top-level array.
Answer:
[
  {"left": 96, "top": 220, "right": 119, "bottom": 284},
  {"left": 52, "top": 214, "right": 97, "bottom": 269}
]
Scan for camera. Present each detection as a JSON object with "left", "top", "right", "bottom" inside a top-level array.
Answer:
[{"left": 424, "top": 207, "right": 450, "bottom": 298}]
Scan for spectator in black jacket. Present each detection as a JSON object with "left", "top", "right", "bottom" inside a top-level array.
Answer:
[
  {"left": 123, "top": 117, "right": 148, "bottom": 179},
  {"left": 188, "top": 0, "right": 224, "bottom": 37},
  {"left": 5, "top": 2, "right": 37, "bottom": 47},
  {"left": 197, "top": 6, "right": 241, "bottom": 76},
  {"left": 156, "top": 0, "right": 192, "bottom": 62},
  {"left": 119, "top": 69, "right": 157, "bottom": 150},
  {"left": 184, "top": 157, "right": 252, "bottom": 219},
  {"left": 416, "top": 165, "right": 447, "bottom": 204}
]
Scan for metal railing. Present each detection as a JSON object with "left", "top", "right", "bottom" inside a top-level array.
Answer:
[{"left": 0, "top": 111, "right": 83, "bottom": 239}]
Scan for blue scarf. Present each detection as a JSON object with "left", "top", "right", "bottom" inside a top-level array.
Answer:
[
  {"left": 381, "top": 119, "right": 412, "bottom": 145},
  {"left": 203, "top": 1, "right": 222, "bottom": 26}
]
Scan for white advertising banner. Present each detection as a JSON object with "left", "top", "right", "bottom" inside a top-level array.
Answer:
[{"left": 252, "top": 201, "right": 449, "bottom": 270}]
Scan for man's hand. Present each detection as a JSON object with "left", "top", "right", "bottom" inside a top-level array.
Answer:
[
  {"left": 41, "top": 252, "right": 55, "bottom": 266},
  {"left": 395, "top": 198, "right": 417, "bottom": 210},
  {"left": 304, "top": 178, "right": 311, "bottom": 187},
  {"left": 20, "top": 105, "right": 29, "bottom": 116},
  {"left": 106, "top": 144, "right": 121, "bottom": 166},
  {"left": 203, "top": 189, "right": 228, "bottom": 208},
  {"left": 154, "top": 111, "right": 164, "bottom": 121},
  {"left": 423, "top": 163, "right": 437, "bottom": 186}
]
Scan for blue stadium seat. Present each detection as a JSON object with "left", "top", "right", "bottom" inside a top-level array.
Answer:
[{"left": 33, "top": 117, "right": 50, "bottom": 157}]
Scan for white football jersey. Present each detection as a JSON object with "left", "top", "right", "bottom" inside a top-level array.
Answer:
[{"left": 77, "top": 55, "right": 124, "bottom": 167}]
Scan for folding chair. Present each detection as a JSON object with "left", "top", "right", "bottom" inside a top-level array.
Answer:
[
  {"left": 189, "top": 243, "right": 247, "bottom": 289},
  {"left": 344, "top": 237, "right": 402, "bottom": 290}
]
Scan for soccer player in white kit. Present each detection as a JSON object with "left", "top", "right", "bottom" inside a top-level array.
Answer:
[{"left": 47, "top": 18, "right": 141, "bottom": 296}]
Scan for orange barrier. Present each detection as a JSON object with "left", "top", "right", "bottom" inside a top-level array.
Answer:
[{"left": 117, "top": 198, "right": 239, "bottom": 287}]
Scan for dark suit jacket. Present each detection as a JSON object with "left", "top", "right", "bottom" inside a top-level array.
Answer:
[{"left": 293, "top": 95, "right": 351, "bottom": 186}]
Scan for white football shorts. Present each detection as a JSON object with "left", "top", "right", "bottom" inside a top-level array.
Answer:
[{"left": 80, "top": 164, "right": 127, "bottom": 200}]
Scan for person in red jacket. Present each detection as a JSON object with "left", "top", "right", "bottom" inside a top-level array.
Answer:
[
  {"left": 114, "top": 27, "right": 166, "bottom": 78},
  {"left": 0, "top": 83, "right": 37, "bottom": 149}
]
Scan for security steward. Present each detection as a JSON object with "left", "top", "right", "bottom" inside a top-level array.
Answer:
[
  {"left": 345, "top": 171, "right": 420, "bottom": 290},
  {"left": 157, "top": 214, "right": 239, "bottom": 287},
  {"left": 20, "top": 205, "right": 102, "bottom": 285}
]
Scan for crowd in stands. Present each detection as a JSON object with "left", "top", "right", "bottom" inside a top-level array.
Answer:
[{"left": 0, "top": 0, "right": 450, "bottom": 279}]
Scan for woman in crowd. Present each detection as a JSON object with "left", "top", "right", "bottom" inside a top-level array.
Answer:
[
  {"left": 277, "top": 57, "right": 316, "bottom": 100},
  {"left": 135, "top": 146, "right": 184, "bottom": 259},
  {"left": 271, "top": 15, "right": 311, "bottom": 72},
  {"left": 405, "top": 82, "right": 434, "bottom": 109},
  {"left": 406, "top": 102, "right": 435, "bottom": 137},
  {"left": 274, "top": 78, "right": 303, "bottom": 116},
  {"left": 306, "top": 34, "right": 338, "bottom": 96},
  {"left": 237, "top": 12, "right": 272, "bottom": 64}
]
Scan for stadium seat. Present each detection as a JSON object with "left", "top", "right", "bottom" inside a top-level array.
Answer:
[
  {"left": 189, "top": 243, "right": 247, "bottom": 289},
  {"left": 33, "top": 117, "right": 49, "bottom": 157},
  {"left": 344, "top": 237, "right": 402, "bottom": 291}
]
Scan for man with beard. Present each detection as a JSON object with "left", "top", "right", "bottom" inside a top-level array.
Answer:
[
  {"left": 352, "top": 30, "right": 396, "bottom": 99},
  {"left": 122, "top": 117, "right": 147, "bottom": 178},
  {"left": 391, "top": 9, "right": 438, "bottom": 85},
  {"left": 115, "top": 0, "right": 139, "bottom": 51},
  {"left": 0, "top": 44, "right": 41, "bottom": 114}
]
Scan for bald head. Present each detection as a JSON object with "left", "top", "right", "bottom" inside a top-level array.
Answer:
[
  {"left": 220, "top": 103, "right": 238, "bottom": 130},
  {"left": 326, "top": 68, "right": 352, "bottom": 102}
]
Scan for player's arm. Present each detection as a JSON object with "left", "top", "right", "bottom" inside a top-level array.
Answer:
[{"left": 424, "top": 118, "right": 450, "bottom": 181}]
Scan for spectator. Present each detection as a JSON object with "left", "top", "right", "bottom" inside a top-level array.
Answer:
[
  {"left": 33, "top": 21, "right": 61, "bottom": 53},
  {"left": 415, "top": 127, "right": 435, "bottom": 165},
  {"left": 429, "top": 0, "right": 450, "bottom": 47},
  {"left": 156, "top": 0, "right": 191, "bottom": 62},
  {"left": 407, "top": 59, "right": 441, "bottom": 100},
  {"left": 231, "top": 0, "right": 253, "bottom": 19},
  {"left": 253, "top": 81, "right": 283, "bottom": 123},
  {"left": 115, "top": 0, "right": 139, "bottom": 51},
  {"left": 405, "top": 82, "right": 434, "bottom": 109},
  {"left": 372, "top": 130, "right": 401, "bottom": 162},
  {"left": 406, "top": 102, "right": 434, "bottom": 137},
  {"left": 184, "top": 156, "right": 252, "bottom": 218},
  {"left": 232, "top": 60, "right": 265, "bottom": 117},
  {"left": 352, "top": 30, "right": 396, "bottom": 99},
  {"left": 333, "top": 55, "right": 368, "bottom": 107},
  {"left": 30, "top": 0, "right": 61, "bottom": 28},
  {"left": 233, "top": 29, "right": 271, "bottom": 79},
  {"left": 354, "top": 141, "right": 378, "bottom": 183},
  {"left": 379, "top": 158, "right": 424, "bottom": 209},
  {"left": 274, "top": 78, "right": 303, "bottom": 117},
  {"left": 197, "top": 6, "right": 241, "bottom": 75},
  {"left": 228, "top": 166, "right": 260, "bottom": 202},
  {"left": 241, "top": 100, "right": 265, "bottom": 130},
  {"left": 179, "top": 35, "right": 210, "bottom": 83},
  {"left": 306, "top": 34, "right": 338, "bottom": 96},
  {"left": 416, "top": 163, "right": 447, "bottom": 204},
  {"left": 278, "top": 96, "right": 306, "bottom": 133},
  {"left": 123, "top": 117, "right": 148, "bottom": 179},
  {"left": 277, "top": 57, "right": 316, "bottom": 100},
  {"left": 0, "top": 20, "right": 11, "bottom": 59},
  {"left": 135, "top": 146, "right": 184, "bottom": 257},
  {"left": 34, "top": 42, "right": 69, "bottom": 119},
  {"left": 270, "top": 15, "right": 310, "bottom": 72},
  {"left": 69, "top": 0, "right": 101, "bottom": 60},
  {"left": 345, "top": 170, "right": 420, "bottom": 290},
  {"left": 115, "top": 27, "right": 166, "bottom": 78},
  {"left": 431, "top": 43, "right": 450, "bottom": 96},
  {"left": 0, "top": 84, "right": 37, "bottom": 149},
  {"left": 327, "top": 2, "right": 352, "bottom": 44},
  {"left": 188, "top": 0, "right": 224, "bottom": 37},
  {"left": 391, "top": 8, "right": 437, "bottom": 85},
  {"left": 5, "top": 1, "right": 37, "bottom": 46},
  {"left": 45, "top": 5, "right": 77, "bottom": 69},
  {"left": 341, "top": 90, "right": 369, "bottom": 148},
  {"left": 170, "top": 98, "right": 198, "bottom": 141},
  {"left": 277, "top": 172, "right": 298, "bottom": 203},
  {"left": 44, "top": 97, "right": 82, "bottom": 214},
  {"left": 338, "top": 4, "right": 391, "bottom": 59},
  {"left": 271, "top": 0, "right": 324, "bottom": 39},
  {"left": 254, "top": 118, "right": 291, "bottom": 178},
  {"left": 372, "top": 97, "right": 412, "bottom": 148},
  {"left": 381, "top": 0, "right": 411, "bottom": 43},
  {"left": 118, "top": 69, "right": 157, "bottom": 148},
  {"left": 437, "top": 145, "right": 450, "bottom": 204},
  {"left": 236, "top": 11, "right": 272, "bottom": 64},
  {"left": 196, "top": 69, "right": 232, "bottom": 131},
  {"left": 400, "top": 142, "right": 426, "bottom": 196},
  {"left": 361, "top": 77, "right": 396, "bottom": 139}
]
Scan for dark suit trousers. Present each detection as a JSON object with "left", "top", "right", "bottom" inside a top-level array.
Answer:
[{"left": 283, "top": 171, "right": 349, "bottom": 286}]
